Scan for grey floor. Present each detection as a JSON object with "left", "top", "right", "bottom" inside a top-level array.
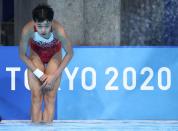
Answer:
[{"left": 0, "top": 120, "right": 178, "bottom": 131}]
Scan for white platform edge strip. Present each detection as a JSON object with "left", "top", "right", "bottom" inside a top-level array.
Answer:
[{"left": 1, "top": 120, "right": 178, "bottom": 124}]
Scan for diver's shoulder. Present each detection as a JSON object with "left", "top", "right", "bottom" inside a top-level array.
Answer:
[{"left": 21, "top": 20, "right": 34, "bottom": 35}]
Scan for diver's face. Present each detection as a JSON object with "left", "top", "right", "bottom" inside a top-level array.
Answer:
[{"left": 35, "top": 20, "right": 52, "bottom": 36}]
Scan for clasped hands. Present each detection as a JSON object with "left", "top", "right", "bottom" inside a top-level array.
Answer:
[{"left": 39, "top": 74, "right": 58, "bottom": 91}]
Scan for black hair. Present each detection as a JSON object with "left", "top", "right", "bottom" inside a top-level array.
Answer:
[{"left": 32, "top": 4, "right": 54, "bottom": 22}]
